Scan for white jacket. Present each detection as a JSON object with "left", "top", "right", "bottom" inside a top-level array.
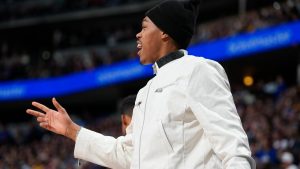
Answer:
[{"left": 74, "top": 51, "right": 256, "bottom": 169}]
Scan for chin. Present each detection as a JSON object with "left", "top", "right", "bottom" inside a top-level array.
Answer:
[
  {"left": 139, "top": 53, "right": 154, "bottom": 65},
  {"left": 139, "top": 59, "right": 148, "bottom": 65},
  {"left": 138, "top": 54, "right": 146, "bottom": 65},
  {"left": 139, "top": 58, "right": 152, "bottom": 65}
]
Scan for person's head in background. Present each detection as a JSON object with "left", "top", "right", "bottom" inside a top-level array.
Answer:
[{"left": 119, "top": 95, "right": 136, "bottom": 135}]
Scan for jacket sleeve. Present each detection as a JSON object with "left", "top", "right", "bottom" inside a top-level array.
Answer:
[
  {"left": 74, "top": 122, "right": 133, "bottom": 169},
  {"left": 186, "top": 60, "right": 256, "bottom": 169}
]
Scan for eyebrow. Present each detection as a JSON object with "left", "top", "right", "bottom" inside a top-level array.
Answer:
[
  {"left": 141, "top": 19, "right": 147, "bottom": 27},
  {"left": 143, "top": 18, "right": 148, "bottom": 23}
]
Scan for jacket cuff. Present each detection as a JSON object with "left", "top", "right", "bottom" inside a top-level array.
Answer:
[{"left": 74, "top": 127, "right": 101, "bottom": 159}]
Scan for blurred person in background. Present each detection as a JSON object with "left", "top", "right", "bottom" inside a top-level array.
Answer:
[
  {"left": 26, "top": 0, "right": 255, "bottom": 168},
  {"left": 80, "top": 95, "right": 136, "bottom": 169},
  {"left": 280, "top": 151, "right": 298, "bottom": 169},
  {"left": 118, "top": 95, "right": 136, "bottom": 135}
]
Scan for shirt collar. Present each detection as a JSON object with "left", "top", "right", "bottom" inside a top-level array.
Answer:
[{"left": 152, "top": 49, "right": 187, "bottom": 74}]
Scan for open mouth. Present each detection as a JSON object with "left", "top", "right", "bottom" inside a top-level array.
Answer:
[{"left": 137, "top": 41, "right": 142, "bottom": 54}]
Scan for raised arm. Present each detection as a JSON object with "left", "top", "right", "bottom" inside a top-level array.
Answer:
[
  {"left": 26, "top": 97, "right": 80, "bottom": 141},
  {"left": 26, "top": 97, "right": 133, "bottom": 168}
]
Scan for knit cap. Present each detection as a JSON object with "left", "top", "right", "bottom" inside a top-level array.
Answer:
[{"left": 146, "top": 0, "right": 201, "bottom": 49}]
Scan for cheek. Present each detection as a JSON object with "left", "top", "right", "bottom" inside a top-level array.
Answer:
[
  {"left": 144, "top": 32, "right": 160, "bottom": 51},
  {"left": 139, "top": 30, "right": 161, "bottom": 64}
]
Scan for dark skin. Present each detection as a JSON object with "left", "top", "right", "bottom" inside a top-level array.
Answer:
[
  {"left": 136, "top": 16, "right": 178, "bottom": 64},
  {"left": 26, "top": 16, "right": 179, "bottom": 141},
  {"left": 26, "top": 98, "right": 80, "bottom": 141}
]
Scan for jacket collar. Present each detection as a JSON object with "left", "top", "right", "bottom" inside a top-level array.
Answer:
[{"left": 152, "top": 49, "right": 187, "bottom": 74}]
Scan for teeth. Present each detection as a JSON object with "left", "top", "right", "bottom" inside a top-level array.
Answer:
[{"left": 137, "top": 44, "right": 142, "bottom": 48}]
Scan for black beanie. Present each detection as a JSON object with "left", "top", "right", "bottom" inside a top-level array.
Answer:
[{"left": 146, "top": 0, "right": 201, "bottom": 49}]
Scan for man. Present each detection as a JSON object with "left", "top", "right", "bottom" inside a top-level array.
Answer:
[
  {"left": 119, "top": 95, "right": 136, "bottom": 135},
  {"left": 26, "top": 0, "right": 256, "bottom": 168}
]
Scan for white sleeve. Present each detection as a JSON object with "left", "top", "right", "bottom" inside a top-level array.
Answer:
[
  {"left": 186, "top": 61, "right": 255, "bottom": 169},
  {"left": 74, "top": 123, "right": 133, "bottom": 169}
]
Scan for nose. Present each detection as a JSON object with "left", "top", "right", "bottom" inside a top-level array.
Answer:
[{"left": 136, "top": 31, "right": 141, "bottom": 39}]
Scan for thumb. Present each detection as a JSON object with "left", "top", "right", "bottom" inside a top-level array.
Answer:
[{"left": 52, "top": 97, "right": 66, "bottom": 113}]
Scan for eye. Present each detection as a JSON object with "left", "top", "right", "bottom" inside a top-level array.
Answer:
[{"left": 141, "top": 23, "right": 146, "bottom": 29}]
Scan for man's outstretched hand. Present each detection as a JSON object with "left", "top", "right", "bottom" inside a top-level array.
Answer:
[{"left": 26, "top": 98, "right": 80, "bottom": 141}]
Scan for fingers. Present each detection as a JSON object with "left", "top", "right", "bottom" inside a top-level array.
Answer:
[
  {"left": 28, "top": 111, "right": 51, "bottom": 130},
  {"left": 37, "top": 116, "right": 48, "bottom": 123},
  {"left": 27, "top": 100, "right": 58, "bottom": 134},
  {"left": 52, "top": 98, "right": 65, "bottom": 113},
  {"left": 32, "top": 101, "right": 51, "bottom": 113},
  {"left": 40, "top": 122, "right": 48, "bottom": 128},
  {"left": 40, "top": 122, "right": 52, "bottom": 130},
  {"left": 26, "top": 109, "right": 45, "bottom": 118},
  {"left": 27, "top": 109, "right": 49, "bottom": 126},
  {"left": 40, "top": 122, "right": 56, "bottom": 134}
]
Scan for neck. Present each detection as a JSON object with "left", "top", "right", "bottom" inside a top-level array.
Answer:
[{"left": 156, "top": 44, "right": 178, "bottom": 61}]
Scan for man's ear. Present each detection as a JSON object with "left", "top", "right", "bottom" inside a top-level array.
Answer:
[
  {"left": 121, "top": 114, "right": 125, "bottom": 123},
  {"left": 161, "top": 32, "right": 178, "bottom": 48},
  {"left": 161, "top": 32, "right": 170, "bottom": 41}
]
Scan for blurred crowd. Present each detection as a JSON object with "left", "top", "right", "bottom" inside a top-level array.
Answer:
[
  {"left": 0, "top": 1, "right": 300, "bottom": 169},
  {"left": 0, "top": 113, "right": 121, "bottom": 169},
  {"left": 0, "top": 0, "right": 300, "bottom": 81},
  {"left": 0, "top": 0, "right": 154, "bottom": 22},
  {"left": 232, "top": 79, "right": 300, "bottom": 169},
  {"left": 192, "top": 0, "right": 300, "bottom": 43},
  {"left": 0, "top": 42, "right": 136, "bottom": 80},
  {"left": 0, "top": 80, "right": 300, "bottom": 169}
]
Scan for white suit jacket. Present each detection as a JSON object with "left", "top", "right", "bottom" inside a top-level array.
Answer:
[{"left": 74, "top": 51, "right": 256, "bottom": 169}]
